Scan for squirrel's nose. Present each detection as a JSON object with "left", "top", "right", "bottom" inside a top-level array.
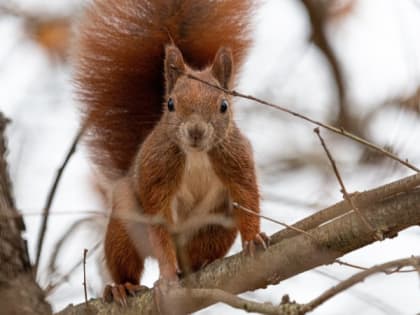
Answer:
[{"left": 188, "top": 126, "right": 205, "bottom": 142}]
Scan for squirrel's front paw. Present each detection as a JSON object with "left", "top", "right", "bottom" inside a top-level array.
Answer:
[
  {"left": 242, "top": 232, "right": 270, "bottom": 257},
  {"left": 103, "top": 282, "right": 148, "bottom": 306}
]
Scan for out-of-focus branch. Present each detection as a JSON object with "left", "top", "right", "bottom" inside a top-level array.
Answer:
[
  {"left": 395, "top": 87, "right": 420, "bottom": 113},
  {"left": 47, "top": 217, "right": 96, "bottom": 275},
  {"left": 300, "top": 256, "right": 420, "bottom": 313},
  {"left": 301, "top": 0, "right": 351, "bottom": 130},
  {"left": 327, "top": 0, "right": 357, "bottom": 22},
  {"left": 35, "top": 125, "right": 86, "bottom": 273},
  {"left": 0, "top": 112, "right": 52, "bottom": 315},
  {"left": 0, "top": 3, "right": 73, "bottom": 60},
  {"left": 46, "top": 242, "right": 101, "bottom": 295}
]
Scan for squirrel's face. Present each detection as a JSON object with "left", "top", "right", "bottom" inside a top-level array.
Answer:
[{"left": 162, "top": 45, "right": 234, "bottom": 152}]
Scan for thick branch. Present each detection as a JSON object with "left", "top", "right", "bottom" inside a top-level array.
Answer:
[
  {"left": 271, "top": 172, "right": 420, "bottom": 243},
  {"left": 57, "top": 178, "right": 420, "bottom": 315},
  {"left": 0, "top": 113, "right": 52, "bottom": 315},
  {"left": 0, "top": 114, "right": 28, "bottom": 279}
]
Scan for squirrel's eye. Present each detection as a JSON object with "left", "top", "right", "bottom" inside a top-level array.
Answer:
[
  {"left": 220, "top": 99, "right": 228, "bottom": 113},
  {"left": 167, "top": 98, "right": 175, "bottom": 112}
]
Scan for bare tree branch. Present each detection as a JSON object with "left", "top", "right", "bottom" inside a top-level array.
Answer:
[
  {"left": 56, "top": 175, "right": 420, "bottom": 315},
  {"left": 300, "top": 256, "right": 420, "bottom": 313},
  {"left": 271, "top": 172, "right": 420, "bottom": 243},
  {"left": 165, "top": 256, "right": 420, "bottom": 315},
  {"left": 83, "top": 249, "right": 89, "bottom": 308}
]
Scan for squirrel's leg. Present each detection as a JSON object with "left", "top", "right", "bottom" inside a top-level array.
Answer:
[
  {"left": 230, "top": 184, "right": 269, "bottom": 256},
  {"left": 184, "top": 224, "right": 237, "bottom": 273},
  {"left": 103, "top": 178, "right": 148, "bottom": 305},
  {"left": 148, "top": 225, "right": 179, "bottom": 281},
  {"left": 148, "top": 225, "right": 180, "bottom": 313},
  {"left": 209, "top": 132, "right": 269, "bottom": 256}
]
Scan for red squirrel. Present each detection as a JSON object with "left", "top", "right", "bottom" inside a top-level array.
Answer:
[{"left": 74, "top": 0, "right": 268, "bottom": 304}]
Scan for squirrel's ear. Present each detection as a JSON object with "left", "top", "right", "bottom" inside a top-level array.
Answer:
[
  {"left": 211, "top": 47, "right": 233, "bottom": 89},
  {"left": 164, "top": 45, "right": 185, "bottom": 93}
]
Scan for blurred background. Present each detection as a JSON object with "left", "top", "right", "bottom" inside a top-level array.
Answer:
[{"left": 1, "top": 0, "right": 420, "bottom": 314}]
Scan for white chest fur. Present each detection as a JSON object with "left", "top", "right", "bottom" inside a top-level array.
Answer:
[{"left": 171, "top": 151, "right": 227, "bottom": 223}]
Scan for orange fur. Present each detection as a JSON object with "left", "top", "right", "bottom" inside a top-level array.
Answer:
[{"left": 75, "top": 0, "right": 262, "bottom": 290}]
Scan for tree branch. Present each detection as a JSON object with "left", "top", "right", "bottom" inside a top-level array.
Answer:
[
  {"left": 301, "top": 0, "right": 350, "bottom": 129},
  {"left": 0, "top": 112, "right": 52, "bottom": 315},
  {"left": 57, "top": 174, "right": 420, "bottom": 315},
  {"left": 314, "top": 127, "right": 377, "bottom": 236},
  {"left": 161, "top": 256, "right": 420, "bottom": 315},
  {"left": 35, "top": 125, "right": 85, "bottom": 272},
  {"left": 300, "top": 256, "right": 420, "bottom": 313}
]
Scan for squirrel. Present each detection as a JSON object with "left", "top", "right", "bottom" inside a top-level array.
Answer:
[{"left": 74, "top": 0, "right": 268, "bottom": 304}]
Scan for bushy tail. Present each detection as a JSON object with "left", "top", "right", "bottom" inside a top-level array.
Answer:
[{"left": 74, "top": 0, "right": 252, "bottom": 178}]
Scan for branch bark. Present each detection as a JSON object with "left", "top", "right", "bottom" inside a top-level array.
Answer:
[{"left": 57, "top": 174, "right": 420, "bottom": 315}]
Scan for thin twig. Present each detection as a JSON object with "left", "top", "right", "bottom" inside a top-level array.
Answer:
[
  {"left": 46, "top": 242, "right": 100, "bottom": 295},
  {"left": 48, "top": 217, "right": 96, "bottom": 275},
  {"left": 233, "top": 202, "right": 400, "bottom": 274},
  {"left": 300, "top": 256, "right": 420, "bottom": 313},
  {"left": 334, "top": 259, "right": 369, "bottom": 271},
  {"left": 334, "top": 259, "right": 415, "bottom": 273},
  {"left": 313, "top": 268, "right": 404, "bottom": 314},
  {"left": 83, "top": 248, "right": 88, "bottom": 307},
  {"left": 314, "top": 128, "right": 380, "bottom": 239},
  {"left": 181, "top": 70, "right": 419, "bottom": 172},
  {"left": 232, "top": 202, "right": 316, "bottom": 241},
  {"left": 34, "top": 124, "right": 86, "bottom": 273}
]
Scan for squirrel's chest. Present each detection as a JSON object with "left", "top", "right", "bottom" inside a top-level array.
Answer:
[{"left": 171, "top": 151, "right": 228, "bottom": 223}]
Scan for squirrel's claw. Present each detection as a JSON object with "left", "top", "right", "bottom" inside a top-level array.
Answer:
[
  {"left": 103, "top": 282, "right": 148, "bottom": 305},
  {"left": 243, "top": 232, "right": 270, "bottom": 257},
  {"left": 125, "top": 282, "right": 147, "bottom": 297},
  {"left": 255, "top": 232, "right": 270, "bottom": 249},
  {"left": 114, "top": 285, "right": 128, "bottom": 306}
]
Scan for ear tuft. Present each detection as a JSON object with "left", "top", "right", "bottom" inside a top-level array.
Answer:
[
  {"left": 164, "top": 45, "right": 185, "bottom": 93},
  {"left": 211, "top": 47, "right": 233, "bottom": 89}
]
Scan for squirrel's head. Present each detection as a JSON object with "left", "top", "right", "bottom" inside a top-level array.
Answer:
[{"left": 162, "top": 44, "right": 234, "bottom": 153}]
